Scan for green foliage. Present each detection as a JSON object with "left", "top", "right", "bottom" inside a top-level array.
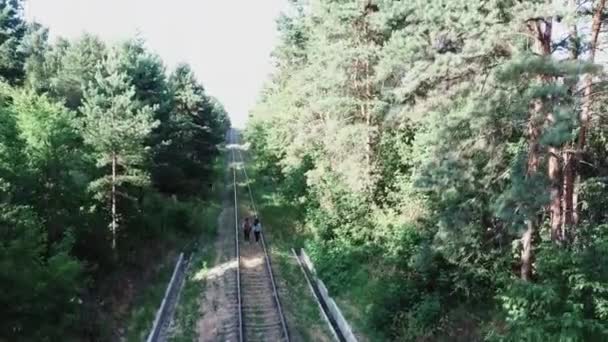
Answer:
[
  {"left": 0, "top": 92, "right": 26, "bottom": 196},
  {"left": 0, "top": 0, "right": 26, "bottom": 84},
  {"left": 49, "top": 34, "right": 107, "bottom": 109},
  {"left": 0, "top": 204, "right": 82, "bottom": 341},
  {"left": 80, "top": 48, "right": 158, "bottom": 248},
  {"left": 18, "top": 99, "right": 96, "bottom": 261},
  {"left": 496, "top": 226, "right": 608, "bottom": 341},
  {"left": 152, "top": 63, "right": 229, "bottom": 197},
  {"left": 22, "top": 22, "right": 50, "bottom": 92},
  {"left": 247, "top": 0, "right": 608, "bottom": 340},
  {"left": 139, "top": 193, "right": 216, "bottom": 239},
  {"left": 168, "top": 156, "right": 223, "bottom": 341},
  {"left": 0, "top": 18, "right": 229, "bottom": 339},
  {"left": 125, "top": 259, "right": 174, "bottom": 342}
]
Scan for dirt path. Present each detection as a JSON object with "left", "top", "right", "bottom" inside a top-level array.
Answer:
[{"left": 196, "top": 141, "right": 240, "bottom": 342}]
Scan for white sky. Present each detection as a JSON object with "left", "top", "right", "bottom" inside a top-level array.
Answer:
[{"left": 25, "top": 0, "right": 287, "bottom": 127}]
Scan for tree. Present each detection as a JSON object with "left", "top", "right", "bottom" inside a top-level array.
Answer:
[
  {"left": 12, "top": 90, "right": 89, "bottom": 243},
  {"left": 0, "top": 84, "right": 27, "bottom": 202},
  {"left": 0, "top": 204, "right": 82, "bottom": 341},
  {"left": 152, "top": 63, "right": 224, "bottom": 196},
  {"left": 0, "top": 0, "right": 26, "bottom": 84},
  {"left": 0, "top": 84, "right": 83, "bottom": 341},
  {"left": 118, "top": 37, "right": 171, "bottom": 112},
  {"left": 0, "top": 13, "right": 230, "bottom": 339},
  {"left": 81, "top": 49, "right": 157, "bottom": 251},
  {"left": 50, "top": 34, "right": 107, "bottom": 110},
  {"left": 563, "top": 0, "right": 607, "bottom": 231},
  {"left": 248, "top": 0, "right": 608, "bottom": 340},
  {"left": 208, "top": 95, "right": 231, "bottom": 142},
  {"left": 22, "top": 22, "right": 50, "bottom": 92}
]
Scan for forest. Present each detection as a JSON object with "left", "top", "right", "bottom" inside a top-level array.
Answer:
[
  {"left": 247, "top": 0, "right": 608, "bottom": 340},
  {"left": 0, "top": 0, "right": 229, "bottom": 340},
  {"left": 4, "top": 0, "right": 608, "bottom": 340}
]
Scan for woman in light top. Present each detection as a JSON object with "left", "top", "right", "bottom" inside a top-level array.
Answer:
[{"left": 253, "top": 217, "right": 262, "bottom": 243}]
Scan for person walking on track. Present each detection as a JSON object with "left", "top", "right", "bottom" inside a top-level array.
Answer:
[
  {"left": 253, "top": 217, "right": 262, "bottom": 242},
  {"left": 243, "top": 216, "right": 252, "bottom": 242}
]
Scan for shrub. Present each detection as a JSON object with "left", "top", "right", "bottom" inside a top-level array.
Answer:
[{"left": 495, "top": 225, "right": 608, "bottom": 341}]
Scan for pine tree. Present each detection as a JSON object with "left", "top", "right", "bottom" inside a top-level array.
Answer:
[
  {"left": 118, "top": 37, "right": 171, "bottom": 112},
  {"left": 152, "top": 63, "right": 219, "bottom": 196},
  {"left": 80, "top": 49, "right": 157, "bottom": 251},
  {"left": 297, "top": 0, "right": 386, "bottom": 195},
  {"left": 0, "top": 84, "right": 82, "bottom": 340},
  {"left": 563, "top": 0, "right": 607, "bottom": 231},
  {"left": 0, "top": 86, "right": 26, "bottom": 202},
  {"left": 13, "top": 90, "right": 87, "bottom": 243},
  {"left": 0, "top": 0, "right": 26, "bottom": 84},
  {"left": 22, "top": 22, "right": 50, "bottom": 93},
  {"left": 51, "top": 34, "right": 107, "bottom": 110}
]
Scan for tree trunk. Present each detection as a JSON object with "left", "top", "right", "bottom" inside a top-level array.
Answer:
[
  {"left": 111, "top": 151, "right": 117, "bottom": 251},
  {"left": 534, "top": 18, "right": 564, "bottom": 243},
  {"left": 549, "top": 145, "right": 563, "bottom": 241},
  {"left": 563, "top": 151, "right": 575, "bottom": 231},
  {"left": 579, "top": 0, "right": 605, "bottom": 150},
  {"left": 355, "top": 15, "right": 376, "bottom": 195},
  {"left": 562, "top": 1, "right": 579, "bottom": 233},
  {"left": 521, "top": 16, "right": 552, "bottom": 279},
  {"left": 522, "top": 98, "right": 543, "bottom": 281},
  {"left": 527, "top": 100, "right": 543, "bottom": 174},
  {"left": 570, "top": 0, "right": 605, "bottom": 229},
  {"left": 521, "top": 220, "right": 535, "bottom": 281},
  {"left": 363, "top": 22, "right": 374, "bottom": 192}
]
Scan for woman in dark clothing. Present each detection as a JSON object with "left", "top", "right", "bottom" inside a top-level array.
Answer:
[{"left": 242, "top": 217, "right": 252, "bottom": 241}]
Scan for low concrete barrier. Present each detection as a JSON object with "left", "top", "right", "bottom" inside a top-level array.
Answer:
[
  {"left": 292, "top": 249, "right": 340, "bottom": 342},
  {"left": 146, "top": 252, "right": 185, "bottom": 342},
  {"left": 299, "top": 249, "right": 357, "bottom": 342}
]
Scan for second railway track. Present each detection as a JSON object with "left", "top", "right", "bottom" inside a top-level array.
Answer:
[{"left": 230, "top": 129, "right": 290, "bottom": 342}]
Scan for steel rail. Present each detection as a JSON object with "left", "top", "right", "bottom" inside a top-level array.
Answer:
[{"left": 231, "top": 129, "right": 244, "bottom": 342}]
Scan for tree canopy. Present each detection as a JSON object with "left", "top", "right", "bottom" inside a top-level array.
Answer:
[
  {"left": 247, "top": 0, "right": 608, "bottom": 340},
  {"left": 0, "top": 1, "right": 230, "bottom": 339}
]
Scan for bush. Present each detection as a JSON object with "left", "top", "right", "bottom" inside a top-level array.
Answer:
[
  {"left": 140, "top": 192, "right": 213, "bottom": 239},
  {"left": 0, "top": 205, "right": 83, "bottom": 341},
  {"left": 495, "top": 225, "right": 608, "bottom": 341}
]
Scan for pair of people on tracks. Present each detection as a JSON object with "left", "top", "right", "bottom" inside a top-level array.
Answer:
[{"left": 242, "top": 216, "right": 262, "bottom": 242}]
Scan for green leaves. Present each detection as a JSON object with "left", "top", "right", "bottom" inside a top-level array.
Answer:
[
  {"left": 150, "top": 63, "right": 228, "bottom": 196},
  {"left": 497, "top": 237, "right": 608, "bottom": 341},
  {"left": 248, "top": 0, "right": 608, "bottom": 340},
  {"left": 0, "top": 204, "right": 82, "bottom": 341},
  {"left": 43, "top": 34, "right": 107, "bottom": 109},
  {"left": 80, "top": 48, "right": 158, "bottom": 246},
  {"left": 0, "top": 10, "right": 231, "bottom": 338},
  {"left": 0, "top": 0, "right": 26, "bottom": 85}
]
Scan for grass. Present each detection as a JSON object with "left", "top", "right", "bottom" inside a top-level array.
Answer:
[
  {"left": 166, "top": 152, "right": 225, "bottom": 341},
  {"left": 167, "top": 245, "right": 216, "bottom": 342},
  {"left": 240, "top": 148, "right": 381, "bottom": 341},
  {"left": 124, "top": 258, "right": 176, "bottom": 342},
  {"left": 123, "top": 151, "right": 225, "bottom": 342},
  {"left": 336, "top": 296, "right": 383, "bottom": 342},
  {"left": 239, "top": 150, "right": 334, "bottom": 342}
]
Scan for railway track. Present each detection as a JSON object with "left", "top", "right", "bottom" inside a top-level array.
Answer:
[{"left": 230, "top": 129, "right": 290, "bottom": 342}]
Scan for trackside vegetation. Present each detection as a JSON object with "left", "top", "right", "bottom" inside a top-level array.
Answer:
[
  {"left": 0, "top": 1, "right": 229, "bottom": 340},
  {"left": 246, "top": 0, "right": 608, "bottom": 340}
]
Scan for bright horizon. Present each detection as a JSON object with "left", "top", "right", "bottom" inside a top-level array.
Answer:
[{"left": 25, "top": 0, "right": 288, "bottom": 127}]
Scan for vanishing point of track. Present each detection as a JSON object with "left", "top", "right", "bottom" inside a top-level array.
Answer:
[{"left": 230, "top": 129, "right": 290, "bottom": 342}]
